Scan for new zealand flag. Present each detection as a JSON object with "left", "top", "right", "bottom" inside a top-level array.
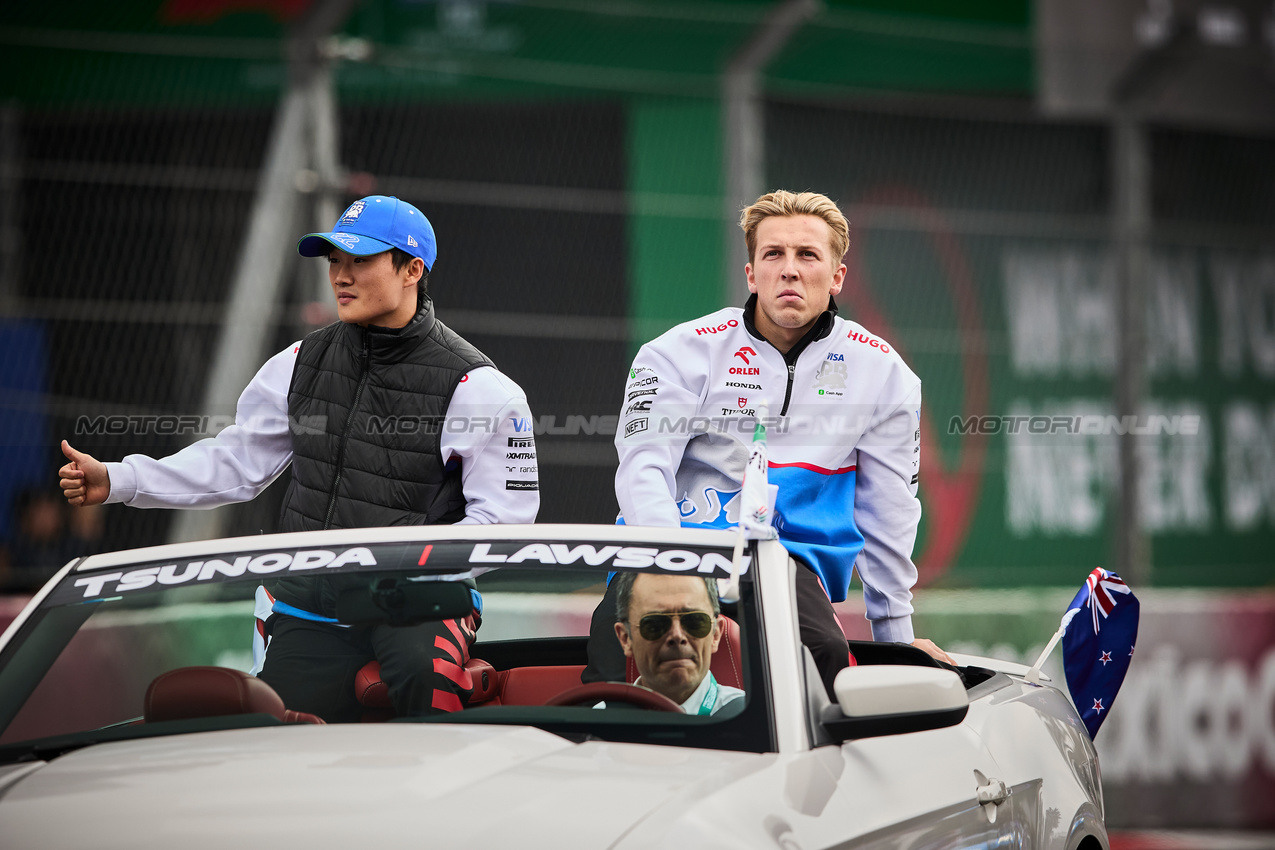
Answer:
[{"left": 1061, "top": 568, "right": 1139, "bottom": 739}]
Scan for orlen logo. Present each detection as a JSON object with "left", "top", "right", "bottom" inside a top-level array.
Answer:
[
  {"left": 848, "top": 330, "right": 891, "bottom": 353},
  {"left": 729, "top": 367, "right": 760, "bottom": 375},
  {"left": 734, "top": 346, "right": 757, "bottom": 364},
  {"left": 695, "top": 319, "right": 739, "bottom": 336}
]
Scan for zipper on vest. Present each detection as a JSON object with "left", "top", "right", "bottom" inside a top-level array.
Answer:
[
  {"left": 324, "top": 333, "right": 372, "bottom": 530},
  {"left": 780, "top": 362, "right": 796, "bottom": 416}
]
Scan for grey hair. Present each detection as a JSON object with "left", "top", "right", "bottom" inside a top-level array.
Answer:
[{"left": 612, "top": 571, "right": 721, "bottom": 624}]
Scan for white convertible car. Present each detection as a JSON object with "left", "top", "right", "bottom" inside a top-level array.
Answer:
[{"left": 0, "top": 525, "right": 1107, "bottom": 849}]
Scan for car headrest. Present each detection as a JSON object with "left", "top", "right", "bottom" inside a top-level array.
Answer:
[
  {"left": 145, "top": 666, "right": 297, "bottom": 724},
  {"left": 626, "top": 614, "right": 744, "bottom": 690},
  {"left": 355, "top": 661, "right": 390, "bottom": 708},
  {"left": 355, "top": 657, "right": 500, "bottom": 709},
  {"left": 711, "top": 615, "right": 743, "bottom": 689},
  {"left": 467, "top": 658, "right": 499, "bottom": 703}
]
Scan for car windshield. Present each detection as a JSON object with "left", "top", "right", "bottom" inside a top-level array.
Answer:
[{"left": 0, "top": 530, "right": 772, "bottom": 760}]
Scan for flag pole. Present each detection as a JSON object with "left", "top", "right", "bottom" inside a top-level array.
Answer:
[
  {"left": 1025, "top": 626, "right": 1064, "bottom": 685},
  {"left": 723, "top": 525, "right": 746, "bottom": 604},
  {"left": 722, "top": 402, "right": 771, "bottom": 604},
  {"left": 1026, "top": 606, "right": 1079, "bottom": 684}
]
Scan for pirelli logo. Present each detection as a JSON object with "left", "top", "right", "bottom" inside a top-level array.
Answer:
[
  {"left": 506, "top": 480, "right": 538, "bottom": 491},
  {"left": 508, "top": 437, "right": 534, "bottom": 448}
]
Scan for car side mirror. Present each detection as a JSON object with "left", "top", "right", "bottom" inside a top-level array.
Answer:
[{"left": 822, "top": 665, "right": 969, "bottom": 742}]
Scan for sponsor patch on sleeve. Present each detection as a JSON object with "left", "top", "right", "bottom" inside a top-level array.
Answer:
[
  {"left": 506, "top": 480, "right": 539, "bottom": 491},
  {"left": 625, "top": 417, "right": 649, "bottom": 438}
]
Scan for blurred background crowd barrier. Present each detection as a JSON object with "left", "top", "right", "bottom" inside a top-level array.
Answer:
[{"left": 0, "top": 0, "right": 1271, "bottom": 830}]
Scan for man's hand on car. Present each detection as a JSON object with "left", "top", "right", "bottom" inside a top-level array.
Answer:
[{"left": 911, "top": 638, "right": 955, "bottom": 667}]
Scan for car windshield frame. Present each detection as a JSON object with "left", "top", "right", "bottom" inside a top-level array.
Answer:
[{"left": 0, "top": 528, "right": 776, "bottom": 758}]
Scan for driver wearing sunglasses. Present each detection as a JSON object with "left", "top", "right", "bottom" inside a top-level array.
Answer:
[{"left": 609, "top": 571, "right": 744, "bottom": 715}]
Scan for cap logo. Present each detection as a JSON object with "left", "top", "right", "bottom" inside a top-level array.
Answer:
[
  {"left": 339, "top": 201, "right": 366, "bottom": 225},
  {"left": 331, "top": 233, "right": 360, "bottom": 249},
  {"left": 407, "top": 235, "right": 418, "bottom": 248}
]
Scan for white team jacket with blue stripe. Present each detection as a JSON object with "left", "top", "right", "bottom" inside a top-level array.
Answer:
[{"left": 614, "top": 300, "right": 922, "bottom": 643}]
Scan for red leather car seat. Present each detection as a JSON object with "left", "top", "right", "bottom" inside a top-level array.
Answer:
[
  {"left": 354, "top": 615, "right": 746, "bottom": 716},
  {"left": 497, "top": 665, "right": 587, "bottom": 706},
  {"left": 355, "top": 657, "right": 499, "bottom": 713},
  {"left": 145, "top": 666, "right": 324, "bottom": 724}
]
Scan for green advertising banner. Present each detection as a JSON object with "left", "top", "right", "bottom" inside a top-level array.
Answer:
[{"left": 771, "top": 105, "right": 1275, "bottom": 588}]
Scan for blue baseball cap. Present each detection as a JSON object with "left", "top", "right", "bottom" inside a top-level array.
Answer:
[{"left": 297, "top": 195, "right": 437, "bottom": 270}]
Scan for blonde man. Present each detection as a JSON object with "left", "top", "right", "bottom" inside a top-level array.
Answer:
[{"left": 585, "top": 190, "right": 951, "bottom": 697}]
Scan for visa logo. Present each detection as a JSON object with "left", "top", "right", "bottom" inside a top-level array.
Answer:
[
  {"left": 510, "top": 417, "right": 532, "bottom": 433},
  {"left": 826, "top": 353, "right": 844, "bottom": 361}
]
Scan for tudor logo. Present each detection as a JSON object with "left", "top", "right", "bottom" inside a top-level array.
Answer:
[
  {"left": 734, "top": 346, "right": 757, "bottom": 365},
  {"left": 738, "top": 397, "right": 747, "bottom": 408},
  {"left": 467, "top": 542, "right": 750, "bottom": 575}
]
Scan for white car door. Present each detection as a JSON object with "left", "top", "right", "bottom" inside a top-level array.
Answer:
[{"left": 781, "top": 724, "right": 1025, "bottom": 849}]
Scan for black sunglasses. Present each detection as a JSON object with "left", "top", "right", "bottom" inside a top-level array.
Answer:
[{"left": 636, "top": 611, "right": 715, "bottom": 641}]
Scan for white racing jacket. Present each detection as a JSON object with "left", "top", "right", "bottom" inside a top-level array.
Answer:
[
  {"left": 615, "top": 299, "right": 922, "bottom": 642},
  {"left": 103, "top": 344, "right": 540, "bottom": 526}
]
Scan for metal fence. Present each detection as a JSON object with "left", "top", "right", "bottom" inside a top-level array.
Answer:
[{"left": 1, "top": 1, "right": 1272, "bottom": 590}]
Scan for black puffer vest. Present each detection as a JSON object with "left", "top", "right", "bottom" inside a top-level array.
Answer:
[
  {"left": 269, "top": 301, "right": 491, "bottom": 616},
  {"left": 278, "top": 299, "right": 493, "bottom": 533}
]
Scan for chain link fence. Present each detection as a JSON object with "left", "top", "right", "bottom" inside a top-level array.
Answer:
[{"left": 1, "top": 1, "right": 1272, "bottom": 594}]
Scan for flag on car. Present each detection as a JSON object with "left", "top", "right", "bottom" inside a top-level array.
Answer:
[
  {"left": 722, "top": 406, "right": 777, "bottom": 603},
  {"left": 1061, "top": 567, "right": 1139, "bottom": 739}
]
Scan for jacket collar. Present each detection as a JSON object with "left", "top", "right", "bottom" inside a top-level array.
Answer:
[
  {"left": 339, "top": 298, "right": 437, "bottom": 352},
  {"left": 742, "top": 293, "right": 838, "bottom": 363}
]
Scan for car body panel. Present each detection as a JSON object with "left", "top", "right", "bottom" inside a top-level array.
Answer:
[
  {"left": 0, "top": 724, "right": 770, "bottom": 849},
  {"left": 0, "top": 524, "right": 1108, "bottom": 850}
]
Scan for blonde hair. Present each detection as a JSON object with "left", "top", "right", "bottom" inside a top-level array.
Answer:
[{"left": 739, "top": 190, "right": 849, "bottom": 264}]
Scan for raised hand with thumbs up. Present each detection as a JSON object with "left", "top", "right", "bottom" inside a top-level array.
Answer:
[{"left": 58, "top": 440, "right": 111, "bottom": 507}]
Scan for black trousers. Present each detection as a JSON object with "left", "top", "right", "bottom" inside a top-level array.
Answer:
[
  {"left": 582, "top": 562, "right": 850, "bottom": 699},
  {"left": 259, "top": 614, "right": 477, "bottom": 723}
]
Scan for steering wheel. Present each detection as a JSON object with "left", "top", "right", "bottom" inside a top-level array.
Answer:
[{"left": 545, "top": 682, "right": 684, "bottom": 713}]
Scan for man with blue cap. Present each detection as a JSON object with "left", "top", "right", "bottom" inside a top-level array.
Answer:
[{"left": 59, "top": 196, "right": 539, "bottom": 721}]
